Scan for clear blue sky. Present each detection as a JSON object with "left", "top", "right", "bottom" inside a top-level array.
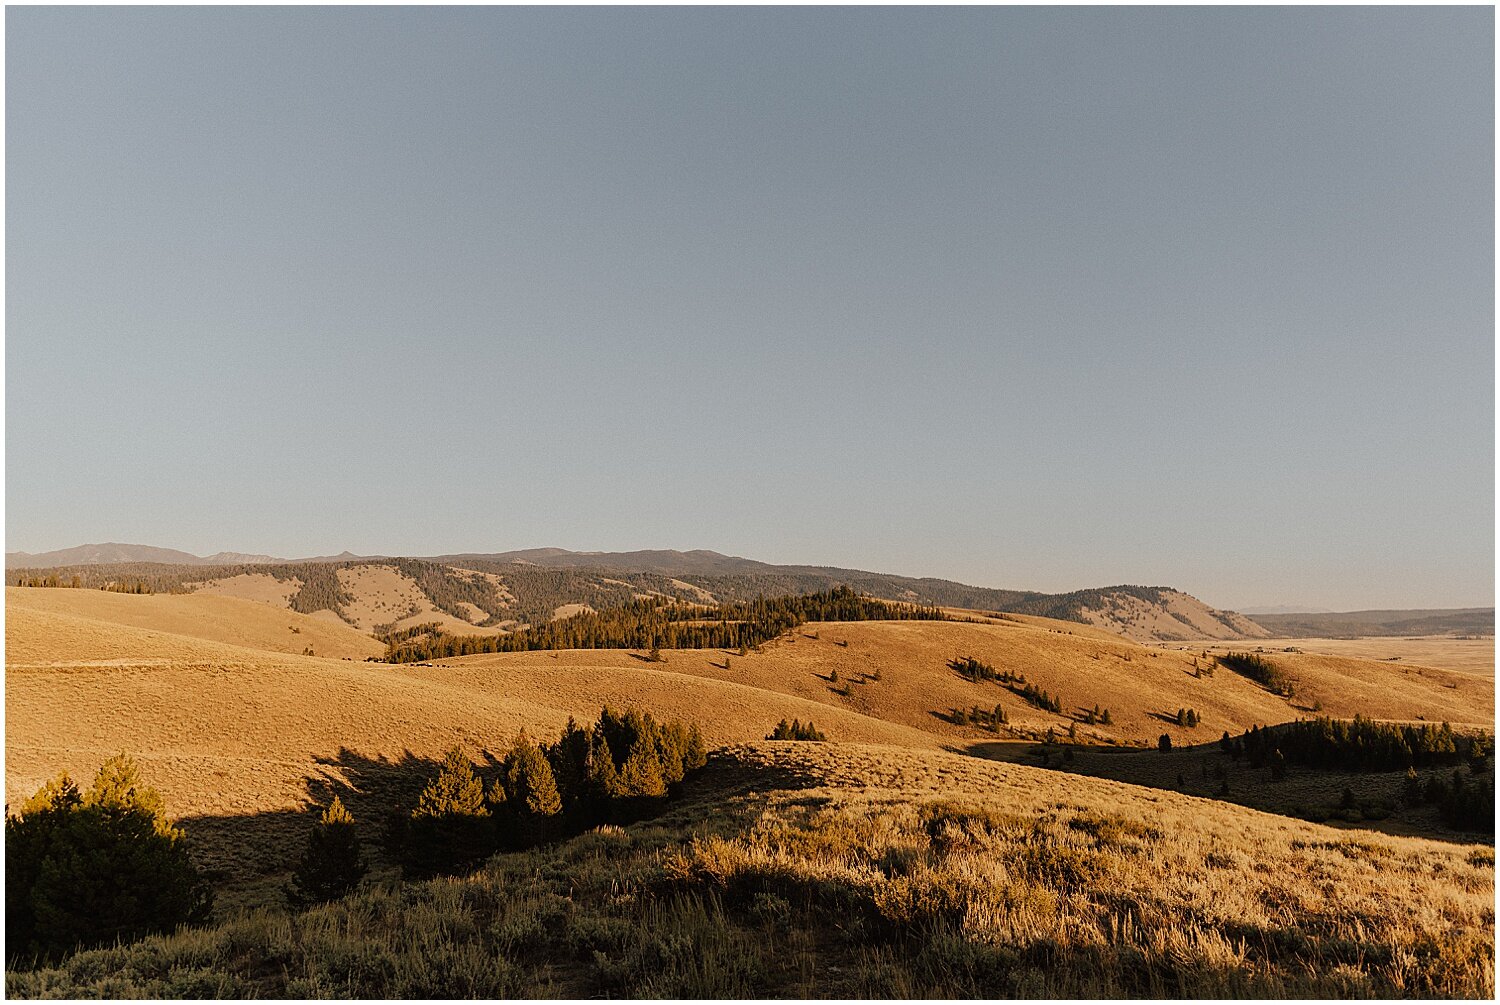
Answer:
[{"left": 6, "top": 7, "right": 1493, "bottom": 611}]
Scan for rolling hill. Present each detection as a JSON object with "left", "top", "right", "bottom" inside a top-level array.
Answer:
[
  {"left": 8, "top": 547, "right": 1271, "bottom": 642},
  {"left": 6, "top": 586, "right": 1491, "bottom": 911}
]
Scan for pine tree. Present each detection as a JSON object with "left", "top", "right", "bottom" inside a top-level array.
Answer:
[
  {"left": 5, "top": 756, "right": 212, "bottom": 960},
  {"left": 498, "top": 735, "right": 563, "bottom": 847},
  {"left": 1269, "top": 748, "right": 1287, "bottom": 781},
  {"left": 399, "top": 747, "right": 492, "bottom": 877},
  {"left": 1158, "top": 734, "right": 1172, "bottom": 753},
  {"left": 286, "top": 796, "right": 365, "bottom": 907},
  {"left": 1402, "top": 767, "right": 1422, "bottom": 805}
]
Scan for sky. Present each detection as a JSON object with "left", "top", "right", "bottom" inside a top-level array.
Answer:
[{"left": 5, "top": 7, "right": 1493, "bottom": 611}]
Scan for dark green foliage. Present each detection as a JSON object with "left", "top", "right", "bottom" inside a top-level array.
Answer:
[
  {"left": 1158, "top": 734, "right": 1172, "bottom": 753},
  {"left": 392, "top": 747, "right": 492, "bottom": 879},
  {"left": 1437, "top": 771, "right": 1494, "bottom": 833},
  {"left": 1402, "top": 767, "right": 1422, "bottom": 806},
  {"left": 947, "top": 656, "right": 998, "bottom": 683},
  {"left": 286, "top": 797, "right": 366, "bottom": 908},
  {"left": 394, "top": 708, "right": 706, "bottom": 874},
  {"left": 1218, "top": 652, "right": 1295, "bottom": 696},
  {"left": 1234, "top": 716, "right": 1481, "bottom": 772},
  {"left": 768, "top": 719, "right": 826, "bottom": 741},
  {"left": 1012, "top": 681, "right": 1062, "bottom": 713},
  {"left": 492, "top": 735, "right": 564, "bottom": 849},
  {"left": 5, "top": 756, "right": 212, "bottom": 962},
  {"left": 384, "top": 586, "right": 949, "bottom": 663}
]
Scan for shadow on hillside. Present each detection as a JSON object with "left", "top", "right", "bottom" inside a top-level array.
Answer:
[
  {"left": 176, "top": 744, "right": 828, "bottom": 916},
  {"left": 180, "top": 747, "right": 450, "bottom": 901}
]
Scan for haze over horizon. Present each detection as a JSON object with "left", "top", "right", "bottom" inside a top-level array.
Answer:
[{"left": 7, "top": 8, "right": 1493, "bottom": 612}]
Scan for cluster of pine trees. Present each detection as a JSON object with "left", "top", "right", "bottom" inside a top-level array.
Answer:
[
  {"left": 767, "top": 719, "right": 826, "bottom": 741},
  {"left": 1217, "top": 652, "right": 1295, "bottom": 696},
  {"left": 12, "top": 573, "right": 155, "bottom": 594},
  {"left": 385, "top": 706, "right": 706, "bottom": 878},
  {"left": 383, "top": 586, "right": 949, "bottom": 663},
  {"left": 950, "top": 704, "right": 1008, "bottom": 730},
  {"left": 1405, "top": 767, "right": 1495, "bottom": 833},
  {"left": 1228, "top": 716, "right": 1485, "bottom": 772},
  {"left": 14, "top": 574, "right": 82, "bottom": 588},
  {"left": 1013, "top": 681, "right": 1063, "bottom": 713},
  {"left": 1175, "top": 708, "right": 1200, "bottom": 728},
  {"left": 945, "top": 655, "right": 1066, "bottom": 718},
  {"left": 948, "top": 656, "right": 999, "bottom": 682},
  {"left": 1082, "top": 704, "right": 1113, "bottom": 726}
]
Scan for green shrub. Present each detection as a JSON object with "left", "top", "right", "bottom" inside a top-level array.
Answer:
[{"left": 5, "top": 755, "right": 212, "bottom": 962}]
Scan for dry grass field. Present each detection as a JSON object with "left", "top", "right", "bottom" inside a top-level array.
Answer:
[
  {"left": 5, "top": 585, "right": 1494, "bottom": 996},
  {"left": 5, "top": 587, "right": 384, "bottom": 661},
  {"left": 1176, "top": 636, "right": 1496, "bottom": 678},
  {"left": 9, "top": 742, "right": 1493, "bottom": 997}
]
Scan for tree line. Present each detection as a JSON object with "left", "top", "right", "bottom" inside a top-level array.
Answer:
[
  {"left": 382, "top": 586, "right": 950, "bottom": 662},
  {"left": 1224, "top": 716, "right": 1486, "bottom": 772}
]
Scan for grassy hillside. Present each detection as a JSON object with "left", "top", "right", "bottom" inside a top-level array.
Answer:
[
  {"left": 5, "top": 587, "right": 384, "bottom": 661},
  {"left": 8, "top": 594, "right": 1490, "bottom": 915},
  {"left": 9, "top": 556, "right": 1269, "bottom": 642},
  {"left": 8, "top": 742, "right": 1492, "bottom": 997}
]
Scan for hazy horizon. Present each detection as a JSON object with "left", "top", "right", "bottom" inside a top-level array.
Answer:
[{"left": 7, "top": 8, "right": 1494, "bottom": 612}]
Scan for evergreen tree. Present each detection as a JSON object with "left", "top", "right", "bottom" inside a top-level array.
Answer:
[
  {"left": 497, "top": 735, "right": 563, "bottom": 847},
  {"left": 1158, "top": 734, "right": 1172, "bottom": 753},
  {"left": 286, "top": 796, "right": 365, "bottom": 908},
  {"left": 5, "top": 756, "right": 212, "bottom": 961},
  {"left": 398, "top": 747, "right": 492, "bottom": 878}
]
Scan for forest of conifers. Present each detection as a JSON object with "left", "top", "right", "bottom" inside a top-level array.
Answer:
[{"left": 380, "top": 587, "right": 950, "bottom": 662}]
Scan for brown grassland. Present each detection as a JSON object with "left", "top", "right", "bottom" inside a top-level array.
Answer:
[
  {"left": 4, "top": 586, "right": 1495, "bottom": 997},
  {"left": 8, "top": 743, "right": 1494, "bottom": 997}
]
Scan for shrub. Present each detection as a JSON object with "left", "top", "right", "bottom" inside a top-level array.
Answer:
[
  {"left": 5, "top": 755, "right": 212, "bottom": 961},
  {"left": 286, "top": 796, "right": 366, "bottom": 908}
]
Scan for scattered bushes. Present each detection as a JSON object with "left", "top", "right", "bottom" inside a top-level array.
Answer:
[
  {"left": 5, "top": 755, "right": 212, "bottom": 962},
  {"left": 768, "top": 719, "right": 826, "bottom": 741}
]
